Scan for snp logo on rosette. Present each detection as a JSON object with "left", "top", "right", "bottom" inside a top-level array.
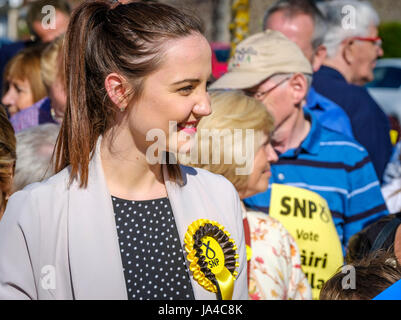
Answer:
[{"left": 184, "top": 219, "right": 239, "bottom": 300}]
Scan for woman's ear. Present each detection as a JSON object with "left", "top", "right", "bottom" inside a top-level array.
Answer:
[
  {"left": 104, "top": 73, "right": 130, "bottom": 112},
  {"left": 288, "top": 73, "right": 308, "bottom": 106}
]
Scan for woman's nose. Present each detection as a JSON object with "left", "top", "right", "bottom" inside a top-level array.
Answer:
[
  {"left": 1, "top": 89, "right": 14, "bottom": 107},
  {"left": 193, "top": 92, "right": 212, "bottom": 117},
  {"left": 265, "top": 143, "right": 278, "bottom": 163}
]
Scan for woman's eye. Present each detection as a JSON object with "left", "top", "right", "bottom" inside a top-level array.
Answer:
[
  {"left": 178, "top": 86, "right": 194, "bottom": 94},
  {"left": 12, "top": 83, "right": 23, "bottom": 93}
]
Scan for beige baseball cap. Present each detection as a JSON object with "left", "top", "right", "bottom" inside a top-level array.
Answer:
[{"left": 209, "top": 30, "right": 313, "bottom": 90}]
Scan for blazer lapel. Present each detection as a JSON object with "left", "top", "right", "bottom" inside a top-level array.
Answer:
[
  {"left": 164, "top": 165, "right": 216, "bottom": 300},
  {"left": 68, "top": 138, "right": 127, "bottom": 300}
]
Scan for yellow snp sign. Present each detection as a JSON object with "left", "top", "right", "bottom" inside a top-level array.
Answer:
[{"left": 269, "top": 184, "right": 344, "bottom": 300}]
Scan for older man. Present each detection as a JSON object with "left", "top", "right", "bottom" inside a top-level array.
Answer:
[
  {"left": 313, "top": 0, "right": 392, "bottom": 183},
  {"left": 263, "top": 0, "right": 354, "bottom": 139},
  {"left": 209, "top": 30, "right": 388, "bottom": 250}
]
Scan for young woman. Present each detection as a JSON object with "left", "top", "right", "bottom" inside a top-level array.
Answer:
[
  {"left": 0, "top": 1, "right": 247, "bottom": 300},
  {"left": 1, "top": 44, "right": 47, "bottom": 117}
]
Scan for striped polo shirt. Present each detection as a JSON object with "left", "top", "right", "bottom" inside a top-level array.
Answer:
[{"left": 244, "top": 109, "right": 389, "bottom": 251}]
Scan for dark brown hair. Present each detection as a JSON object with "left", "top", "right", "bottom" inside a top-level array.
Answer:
[
  {"left": 54, "top": 0, "right": 203, "bottom": 188},
  {"left": 0, "top": 106, "right": 16, "bottom": 218},
  {"left": 320, "top": 250, "right": 401, "bottom": 300}
]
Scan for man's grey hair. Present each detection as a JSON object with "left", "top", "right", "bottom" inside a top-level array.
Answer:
[
  {"left": 13, "top": 124, "right": 60, "bottom": 193},
  {"left": 263, "top": 0, "right": 328, "bottom": 50},
  {"left": 317, "top": 0, "right": 380, "bottom": 58}
]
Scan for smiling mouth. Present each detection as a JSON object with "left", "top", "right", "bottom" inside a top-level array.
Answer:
[{"left": 177, "top": 121, "right": 199, "bottom": 132}]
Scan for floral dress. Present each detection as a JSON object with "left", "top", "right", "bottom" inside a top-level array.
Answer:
[{"left": 242, "top": 203, "right": 312, "bottom": 300}]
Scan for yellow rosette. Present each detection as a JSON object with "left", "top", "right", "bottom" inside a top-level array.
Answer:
[{"left": 184, "top": 219, "right": 239, "bottom": 300}]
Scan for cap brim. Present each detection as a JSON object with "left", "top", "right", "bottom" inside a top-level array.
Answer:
[{"left": 209, "top": 71, "right": 269, "bottom": 90}]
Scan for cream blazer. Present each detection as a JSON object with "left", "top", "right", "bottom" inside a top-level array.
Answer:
[{"left": 0, "top": 139, "right": 247, "bottom": 300}]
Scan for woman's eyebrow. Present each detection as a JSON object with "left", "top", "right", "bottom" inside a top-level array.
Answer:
[{"left": 171, "top": 79, "right": 200, "bottom": 86}]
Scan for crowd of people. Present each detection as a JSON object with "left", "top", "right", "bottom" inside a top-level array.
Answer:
[{"left": 0, "top": 0, "right": 400, "bottom": 300}]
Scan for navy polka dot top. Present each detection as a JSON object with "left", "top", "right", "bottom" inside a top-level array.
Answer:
[{"left": 112, "top": 196, "right": 195, "bottom": 300}]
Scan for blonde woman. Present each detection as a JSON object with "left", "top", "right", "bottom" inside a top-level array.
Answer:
[
  {"left": 0, "top": 107, "right": 16, "bottom": 218},
  {"left": 40, "top": 35, "right": 66, "bottom": 124},
  {"left": 2, "top": 45, "right": 47, "bottom": 117},
  {"left": 8, "top": 36, "right": 66, "bottom": 133},
  {"left": 195, "top": 91, "right": 312, "bottom": 300}
]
